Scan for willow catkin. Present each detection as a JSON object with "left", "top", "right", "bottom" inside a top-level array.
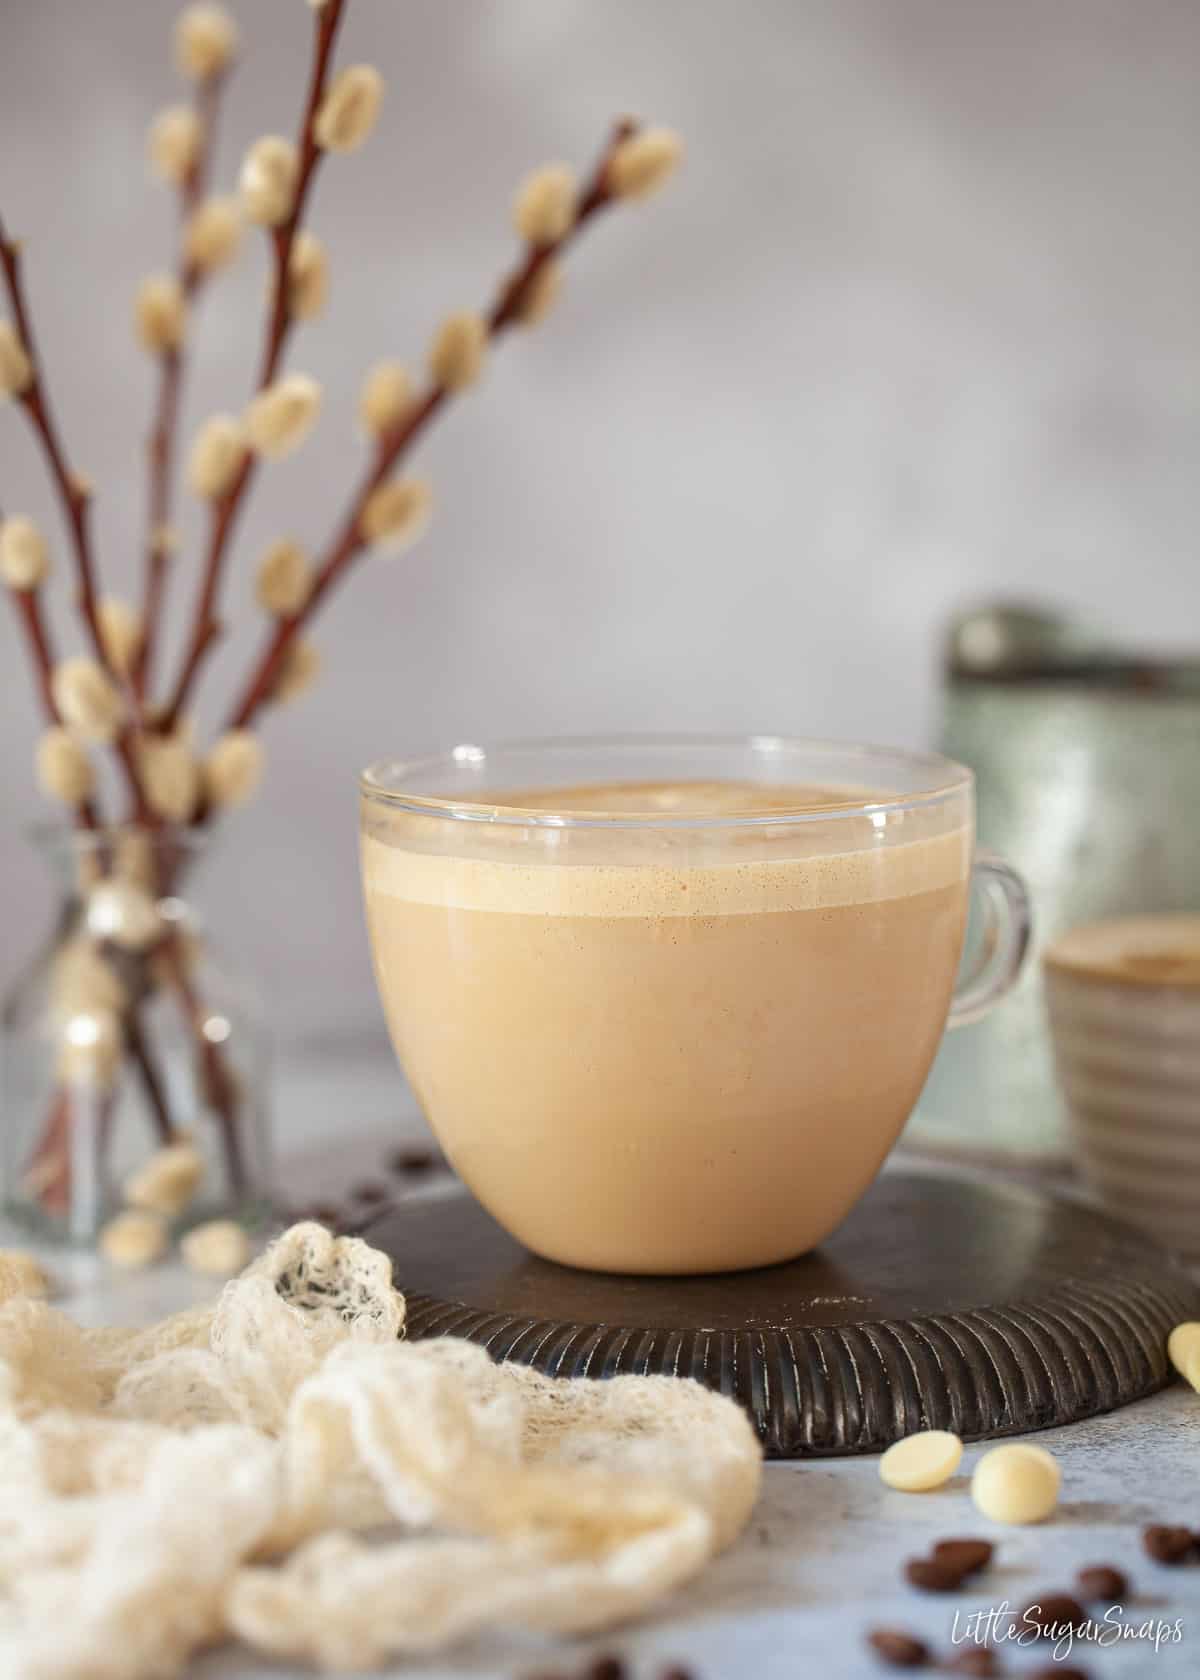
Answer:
[
  {"left": 57, "top": 1007, "right": 124, "bottom": 1093},
  {"left": 239, "top": 136, "right": 298, "bottom": 226},
  {"left": 287, "top": 232, "right": 329, "bottom": 321},
  {"left": 139, "top": 731, "right": 201, "bottom": 824},
  {"left": 135, "top": 275, "right": 187, "bottom": 354},
  {"left": 181, "top": 1218, "right": 250, "bottom": 1276},
  {"left": 185, "top": 197, "right": 242, "bottom": 273},
  {"left": 255, "top": 539, "right": 312, "bottom": 615},
  {"left": 35, "top": 727, "right": 94, "bottom": 806},
  {"left": 313, "top": 65, "right": 385, "bottom": 152},
  {"left": 0, "top": 515, "right": 49, "bottom": 589},
  {"left": 85, "top": 879, "right": 163, "bottom": 952},
  {"left": 606, "top": 127, "right": 684, "bottom": 199},
  {"left": 124, "top": 1142, "right": 205, "bottom": 1217},
  {"left": 147, "top": 106, "right": 202, "bottom": 186},
  {"left": 360, "top": 478, "right": 432, "bottom": 552},
  {"left": 51, "top": 658, "right": 126, "bottom": 744},
  {"left": 187, "top": 414, "right": 246, "bottom": 498},
  {"left": 513, "top": 164, "right": 577, "bottom": 245},
  {"left": 112, "top": 827, "right": 159, "bottom": 893},
  {"left": 205, "top": 730, "right": 264, "bottom": 808},
  {"left": 175, "top": 3, "right": 238, "bottom": 80},
  {"left": 151, "top": 524, "right": 180, "bottom": 560},
  {"left": 245, "top": 374, "right": 321, "bottom": 460},
  {"left": 0, "top": 322, "right": 33, "bottom": 397},
  {"left": 358, "top": 361, "right": 410, "bottom": 436},
  {"left": 98, "top": 1209, "right": 168, "bottom": 1269},
  {"left": 271, "top": 638, "right": 320, "bottom": 704},
  {"left": 97, "top": 598, "right": 143, "bottom": 679},
  {"left": 51, "top": 937, "right": 127, "bottom": 1019},
  {"left": 513, "top": 259, "right": 562, "bottom": 326},
  {"left": 428, "top": 312, "right": 487, "bottom": 391}
]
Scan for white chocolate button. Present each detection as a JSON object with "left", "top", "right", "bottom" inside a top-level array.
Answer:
[
  {"left": 1167, "top": 1322, "right": 1200, "bottom": 1380},
  {"left": 181, "top": 1218, "right": 251, "bottom": 1277},
  {"left": 879, "top": 1429, "right": 964, "bottom": 1492},
  {"left": 99, "top": 1209, "right": 168, "bottom": 1269},
  {"left": 971, "top": 1442, "right": 1060, "bottom": 1524}
]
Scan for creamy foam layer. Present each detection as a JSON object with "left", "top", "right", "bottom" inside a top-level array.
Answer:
[
  {"left": 362, "top": 825, "right": 971, "bottom": 917},
  {"left": 1046, "top": 914, "right": 1200, "bottom": 988}
]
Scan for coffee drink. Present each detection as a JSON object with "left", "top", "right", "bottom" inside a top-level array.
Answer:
[{"left": 362, "top": 777, "right": 971, "bottom": 1273}]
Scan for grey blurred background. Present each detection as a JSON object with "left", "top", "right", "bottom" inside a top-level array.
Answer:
[{"left": 2, "top": 0, "right": 1198, "bottom": 1046}]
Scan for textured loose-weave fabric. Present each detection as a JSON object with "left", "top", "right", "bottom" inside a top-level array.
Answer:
[{"left": 0, "top": 1222, "right": 762, "bottom": 1677}]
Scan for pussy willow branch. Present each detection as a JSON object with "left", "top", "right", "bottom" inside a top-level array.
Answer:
[
  {"left": 0, "top": 500, "right": 164, "bottom": 1209},
  {"left": 0, "top": 214, "right": 154, "bottom": 823},
  {"left": 160, "top": 0, "right": 347, "bottom": 731},
  {"left": 135, "top": 67, "right": 228, "bottom": 704},
  {"left": 0, "top": 221, "right": 101, "bottom": 655},
  {"left": 219, "top": 118, "right": 636, "bottom": 743},
  {"left": 1, "top": 500, "right": 103, "bottom": 829},
  {"left": 258, "top": 0, "right": 347, "bottom": 392}
]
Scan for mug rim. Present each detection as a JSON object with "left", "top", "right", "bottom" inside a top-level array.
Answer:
[{"left": 360, "top": 732, "right": 973, "bottom": 830}]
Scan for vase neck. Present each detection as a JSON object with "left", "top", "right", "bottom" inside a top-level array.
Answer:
[{"left": 30, "top": 825, "right": 208, "bottom": 899}]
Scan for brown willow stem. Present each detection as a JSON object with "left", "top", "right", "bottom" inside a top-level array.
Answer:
[
  {"left": 22, "top": 1087, "right": 74, "bottom": 1216},
  {"left": 218, "top": 119, "right": 635, "bottom": 742},
  {"left": 124, "top": 1003, "right": 177, "bottom": 1144},
  {"left": 160, "top": 0, "right": 347, "bottom": 731},
  {"left": 0, "top": 214, "right": 154, "bottom": 822},
  {"left": 157, "top": 936, "right": 247, "bottom": 1195},
  {"left": 135, "top": 69, "right": 228, "bottom": 704},
  {"left": 159, "top": 486, "right": 241, "bottom": 726},
  {"left": 7, "top": 588, "right": 58, "bottom": 724}
]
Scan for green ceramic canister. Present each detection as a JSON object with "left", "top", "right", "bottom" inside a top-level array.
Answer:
[{"left": 907, "top": 604, "right": 1200, "bottom": 1165}]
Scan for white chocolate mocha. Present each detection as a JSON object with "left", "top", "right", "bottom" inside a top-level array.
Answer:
[{"left": 363, "top": 780, "right": 971, "bottom": 1272}]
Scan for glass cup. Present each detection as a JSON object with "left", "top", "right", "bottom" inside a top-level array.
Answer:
[{"left": 360, "top": 735, "right": 1029, "bottom": 1274}]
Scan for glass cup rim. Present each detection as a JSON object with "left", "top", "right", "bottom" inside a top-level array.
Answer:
[{"left": 360, "top": 732, "right": 973, "bottom": 831}]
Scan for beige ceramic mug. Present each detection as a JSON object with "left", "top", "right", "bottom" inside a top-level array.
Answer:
[
  {"left": 361, "top": 735, "right": 1030, "bottom": 1273},
  {"left": 1046, "top": 913, "right": 1200, "bottom": 1259}
]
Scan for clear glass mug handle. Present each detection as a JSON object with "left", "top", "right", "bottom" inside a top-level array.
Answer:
[{"left": 948, "top": 849, "right": 1033, "bottom": 1028}]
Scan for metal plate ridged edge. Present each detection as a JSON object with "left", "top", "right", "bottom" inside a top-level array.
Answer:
[{"left": 401, "top": 1273, "right": 1198, "bottom": 1458}]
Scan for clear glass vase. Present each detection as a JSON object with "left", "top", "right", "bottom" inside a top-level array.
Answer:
[{"left": 1, "top": 825, "right": 272, "bottom": 1244}]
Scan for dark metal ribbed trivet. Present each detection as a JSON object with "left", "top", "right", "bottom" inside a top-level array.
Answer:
[{"left": 359, "top": 1172, "right": 1198, "bottom": 1458}]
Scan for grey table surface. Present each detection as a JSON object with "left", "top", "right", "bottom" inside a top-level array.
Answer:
[{"left": 10, "top": 1052, "right": 1200, "bottom": 1680}]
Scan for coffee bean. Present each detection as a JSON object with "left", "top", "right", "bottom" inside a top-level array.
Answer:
[
  {"left": 905, "top": 1556, "right": 966, "bottom": 1593},
  {"left": 866, "top": 1628, "right": 930, "bottom": 1668},
  {"left": 1019, "top": 1594, "right": 1089, "bottom": 1637},
  {"left": 943, "top": 1649, "right": 1000, "bottom": 1675},
  {"left": 1075, "top": 1563, "right": 1128, "bottom": 1602},
  {"left": 350, "top": 1180, "right": 390, "bottom": 1205},
  {"left": 587, "top": 1657, "right": 626, "bottom": 1680},
  {"left": 1029, "top": 1669, "right": 1091, "bottom": 1680},
  {"left": 658, "top": 1668, "right": 695, "bottom": 1680},
  {"left": 931, "top": 1538, "right": 994, "bottom": 1578},
  {"left": 388, "top": 1145, "right": 440, "bottom": 1176},
  {"left": 1142, "top": 1524, "right": 1194, "bottom": 1564}
]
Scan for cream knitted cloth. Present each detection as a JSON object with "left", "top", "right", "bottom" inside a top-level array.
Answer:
[{"left": 0, "top": 1225, "right": 762, "bottom": 1677}]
